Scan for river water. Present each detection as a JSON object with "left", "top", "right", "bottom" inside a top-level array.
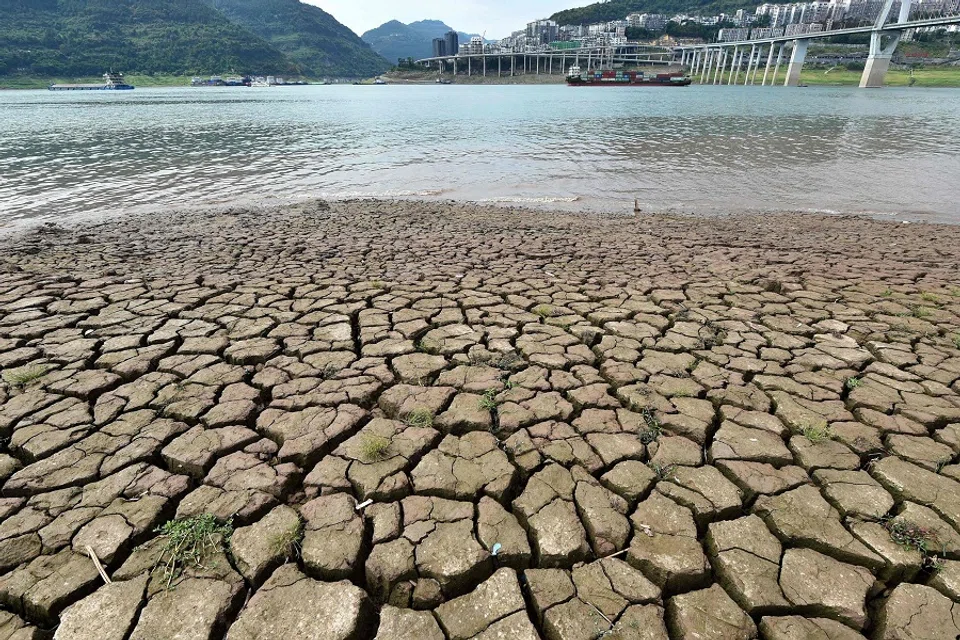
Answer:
[{"left": 1, "top": 84, "right": 959, "bottom": 226}]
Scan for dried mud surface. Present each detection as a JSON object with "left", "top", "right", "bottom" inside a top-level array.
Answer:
[{"left": 1, "top": 200, "right": 959, "bottom": 639}]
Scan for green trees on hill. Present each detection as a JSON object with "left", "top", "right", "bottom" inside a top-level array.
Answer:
[
  {"left": 551, "top": 0, "right": 763, "bottom": 25},
  {"left": 0, "top": 0, "right": 389, "bottom": 79},
  {"left": 205, "top": 0, "right": 390, "bottom": 77}
]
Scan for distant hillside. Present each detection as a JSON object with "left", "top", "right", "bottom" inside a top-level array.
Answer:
[
  {"left": 551, "top": 0, "right": 762, "bottom": 25},
  {"left": 361, "top": 19, "right": 483, "bottom": 64},
  {"left": 0, "top": 0, "right": 298, "bottom": 77},
  {"left": 205, "top": 0, "right": 391, "bottom": 76}
]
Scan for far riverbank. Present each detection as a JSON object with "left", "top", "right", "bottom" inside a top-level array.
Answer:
[{"left": 4, "top": 65, "right": 960, "bottom": 90}]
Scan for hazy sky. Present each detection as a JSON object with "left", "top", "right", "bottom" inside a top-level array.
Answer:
[{"left": 307, "top": 0, "right": 576, "bottom": 39}]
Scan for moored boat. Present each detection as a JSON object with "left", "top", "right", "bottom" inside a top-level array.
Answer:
[
  {"left": 566, "top": 66, "right": 690, "bottom": 87},
  {"left": 49, "top": 72, "right": 135, "bottom": 91}
]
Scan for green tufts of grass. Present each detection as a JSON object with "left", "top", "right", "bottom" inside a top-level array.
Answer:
[
  {"left": 801, "top": 422, "right": 832, "bottom": 444},
  {"left": 416, "top": 338, "right": 442, "bottom": 355},
  {"left": 845, "top": 377, "right": 863, "bottom": 390},
  {"left": 920, "top": 292, "right": 940, "bottom": 303},
  {"left": 358, "top": 434, "right": 392, "bottom": 462},
  {"left": 880, "top": 289, "right": 894, "bottom": 298},
  {"left": 533, "top": 304, "right": 554, "bottom": 319},
  {"left": 648, "top": 463, "right": 675, "bottom": 481},
  {"left": 154, "top": 515, "right": 233, "bottom": 589},
  {"left": 493, "top": 352, "right": 524, "bottom": 371},
  {"left": 639, "top": 408, "right": 662, "bottom": 445},
  {"left": 953, "top": 335, "right": 960, "bottom": 350},
  {"left": 368, "top": 280, "right": 385, "bottom": 290},
  {"left": 403, "top": 408, "right": 434, "bottom": 429},
  {"left": 2, "top": 364, "right": 48, "bottom": 388},
  {"left": 884, "top": 519, "right": 946, "bottom": 570},
  {"left": 269, "top": 520, "right": 304, "bottom": 561},
  {"left": 479, "top": 388, "right": 499, "bottom": 411},
  {"left": 911, "top": 306, "right": 932, "bottom": 318}
]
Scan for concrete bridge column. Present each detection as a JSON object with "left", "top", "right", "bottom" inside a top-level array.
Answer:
[
  {"left": 483, "top": 56, "right": 486, "bottom": 77},
  {"left": 714, "top": 49, "right": 726, "bottom": 84},
  {"left": 750, "top": 47, "right": 763, "bottom": 84},
  {"left": 700, "top": 49, "right": 711, "bottom": 83},
  {"left": 468, "top": 57, "right": 472, "bottom": 76},
  {"left": 860, "top": 0, "right": 911, "bottom": 87},
  {"left": 731, "top": 48, "right": 742, "bottom": 84},
  {"left": 498, "top": 56, "right": 502, "bottom": 77},
  {"left": 744, "top": 44, "right": 757, "bottom": 85},
  {"left": 700, "top": 49, "right": 719, "bottom": 84},
  {"left": 761, "top": 44, "right": 776, "bottom": 85},
  {"left": 772, "top": 43, "right": 785, "bottom": 85},
  {"left": 784, "top": 39, "right": 808, "bottom": 86}
]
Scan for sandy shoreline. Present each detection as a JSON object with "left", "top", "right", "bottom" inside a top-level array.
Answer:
[{"left": 1, "top": 199, "right": 959, "bottom": 638}]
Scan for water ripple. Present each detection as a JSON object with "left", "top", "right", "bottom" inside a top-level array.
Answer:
[{"left": 1, "top": 85, "right": 959, "bottom": 224}]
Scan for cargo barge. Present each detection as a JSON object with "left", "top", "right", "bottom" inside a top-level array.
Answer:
[
  {"left": 566, "top": 66, "right": 691, "bottom": 87},
  {"left": 49, "top": 72, "right": 135, "bottom": 91}
]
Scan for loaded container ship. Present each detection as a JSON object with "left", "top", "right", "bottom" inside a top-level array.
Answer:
[
  {"left": 566, "top": 66, "right": 691, "bottom": 87},
  {"left": 49, "top": 72, "right": 135, "bottom": 91}
]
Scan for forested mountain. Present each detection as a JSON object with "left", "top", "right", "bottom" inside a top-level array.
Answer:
[
  {"left": 361, "top": 20, "right": 483, "bottom": 64},
  {"left": 0, "top": 0, "right": 389, "bottom": 79},
  {"left": 205, "top": 0, "right": 390, "bottom": 76},
  {"left": 551, "top": 0, "right": 763, "bottom": 25}
]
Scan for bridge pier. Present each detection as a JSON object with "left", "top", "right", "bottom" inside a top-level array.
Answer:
[
  {"left": 468, "top": 57, "right": 471, "bottom": 76},
  {"left": 860, "top": 0, "right": 911, "bottom": 87},
  {"left": 483, "top": 55, "right": 486, "bottom": 77},
  {"left": 731, "top": 48, "right": 741, "bottom": 84},
  {"left": 744, "top": 44, "right": 756, "bottom": 85},
  {"left": 761, "top": 45, "right": 776, "bottom": 85},
  {"left": 751, "top": 46, "right": 763, "bottom": 84},
  {"left": 772, "top": 44, "right": 785, "bottom": 85},
  {"left": 714, "top": 49, "right": 726, "bottom": 84},
  {"left": 860, "top": 35, "right": 898, "bottom": 87},
  {"left": 784, "top": 39, "right": 808, "bottom": 87}
]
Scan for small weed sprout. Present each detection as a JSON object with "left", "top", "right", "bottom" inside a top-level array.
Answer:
[
  {"left": 270, "top": 520, "right": 304, "bottom": 561},
  {"left": 953, "top": 334, "right": 960, "bottom": 350},
  {"left": 154, "top": 515, "right": 233, "bottom": 589},
  {"left": 649, "top": 463, "right": 675, "bottom": 481},
  {"left": 403, "top": 408, "right": 434, "bottom": 429},
  {"left": 417, "top": 338, "right": 442, "bottom": 355},
  {"left": 494, "top": 352, "right": 523, "bottom": 371},
  {"left": 884, "top": 519, "right": 946, "bottom": 571},
  {"left": 533, "top": 304, "right": 553, "bottom": 319},
  {"left": 845, "top": 377, "right": 862, "bottom": 390},
  {"left": 368, "top": 280, "right": 385, "bottom": 290},
  {"left": 319, "top": 363, "right": 341, "bottom": 380},
  {"left": 911, "top": 306, "right": 931, "bottom": 318},
  {"left": 801, "top": 422, "right": 832, "bottom": 444},
  {"left": 639, "top": 408, "right": 662, "bottom": 444},
  {"left": 358, "top": 433, "right": 392, "bottom": 462},
  {"left": 881, "top": 289, "right": 894, "bottom": 298},
  {"left": 2, "top": 364, "right": 48, "bottom": 388},
  {"left": 479, "top": 389, "right": 499, "bottom": 411}
]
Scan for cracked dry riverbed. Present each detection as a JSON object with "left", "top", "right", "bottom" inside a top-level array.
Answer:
[{"left": 1, "top": 200, "right": 960, "bottom": 640}]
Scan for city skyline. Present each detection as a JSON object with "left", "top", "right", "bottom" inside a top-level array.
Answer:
[{"left": 306, "top": 0, "right": 574, "bottom": 38}]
